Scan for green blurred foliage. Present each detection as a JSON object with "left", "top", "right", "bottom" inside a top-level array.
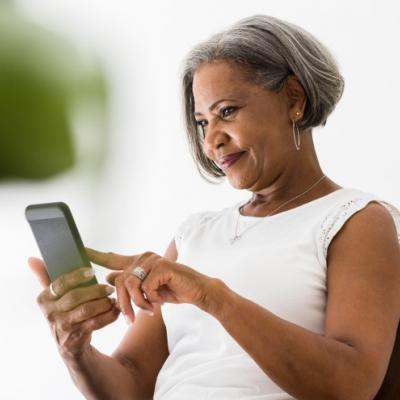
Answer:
[{"left": 0, "top": 2, "right": 108, "bottom": 180}]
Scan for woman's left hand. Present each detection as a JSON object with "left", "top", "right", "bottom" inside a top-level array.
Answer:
[{"left": 85, "top": 247, "right": 213, "bottom": 323}]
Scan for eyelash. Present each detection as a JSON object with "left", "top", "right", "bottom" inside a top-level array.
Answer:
[{"left": 195, "top": 106, "right": 238, "bottom": 136}]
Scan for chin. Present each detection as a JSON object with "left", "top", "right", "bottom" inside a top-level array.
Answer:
[{"left": 227, "top": 175, "right": 252, "bottom": 190}]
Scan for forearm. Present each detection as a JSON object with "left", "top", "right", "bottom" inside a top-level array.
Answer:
[
  {"left": 201, "top": 279, "right": 365, "bottom": 400},
  {"left": 63, "top": 345, "right": 148, "bottom": 400}
]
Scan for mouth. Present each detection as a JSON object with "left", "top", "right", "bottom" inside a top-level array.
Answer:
[{"left": 218, "top": 151, "right": 245, "bottom": 170}]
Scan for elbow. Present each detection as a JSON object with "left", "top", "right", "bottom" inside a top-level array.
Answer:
[
  {"left": 333, "top": 391, "right": 376, "bottom": 400},
  {"left": 329, "top": 345, "right": 386, "bottom": 400},
  {"left": 331, "top": 370, "right": 381, "bottom": 400}
]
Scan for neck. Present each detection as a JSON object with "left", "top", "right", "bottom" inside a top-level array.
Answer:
[{"left": 243, "top": 132, "right": 341, "bottom": 214}]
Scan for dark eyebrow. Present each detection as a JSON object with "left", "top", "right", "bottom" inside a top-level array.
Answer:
[{"left": 194, "top": 98, "right": 236, "bottom": 117}]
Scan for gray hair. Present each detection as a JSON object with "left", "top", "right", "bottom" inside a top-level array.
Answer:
[{"left": 181, "top": 14, "right": 345, "bottom": 183}]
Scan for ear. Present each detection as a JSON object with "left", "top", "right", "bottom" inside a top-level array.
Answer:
[{"left": 285, "top": 74, "right": 307, "bottom": 122}]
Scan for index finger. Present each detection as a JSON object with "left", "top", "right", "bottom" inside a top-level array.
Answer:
[{"left": 85, "top": 247, "right": 135, "bottom": 270}]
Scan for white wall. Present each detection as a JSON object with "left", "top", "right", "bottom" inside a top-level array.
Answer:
[{"left": 1, "top": 0, "right": 399, "bottom": 398}]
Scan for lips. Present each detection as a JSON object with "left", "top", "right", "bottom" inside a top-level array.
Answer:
[{"left": 218, "top": 151, "right": 245, "bottom": 169}]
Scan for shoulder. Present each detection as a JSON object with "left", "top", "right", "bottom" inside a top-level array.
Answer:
[
  {"left": 326, "top": 200, "right": 400, "bottom": 277},
  {"left": 329, "top": 199, "right": 399, "bottom": 253},
  {"left": 176, "top": 209, "right": 218, "bottom": 233},
  {"left": 174, "top": 209, "right": 221, "bottom": 253},
  {"left": 326, "top": 194, "right": 400, "bottom": 279},
  {"left": 317, "top": 189, "right": 400, "bottom": 265}
]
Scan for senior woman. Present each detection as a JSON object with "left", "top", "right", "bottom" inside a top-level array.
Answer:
[{"left": 29, "top": 15, "right": 400, "bottom": 400}]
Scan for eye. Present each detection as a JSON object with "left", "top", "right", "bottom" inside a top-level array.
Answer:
[
  {"left": 195, "top": 120, "right": 207, "bottom": 128},
  {"left": 195, "top": 120, "right": 207, "bottom": 139},
  {"left": 220, "top": 106, "right": 237, "bottom": 119}
]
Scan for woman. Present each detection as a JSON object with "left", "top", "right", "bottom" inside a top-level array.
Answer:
[{"left": 29, "top": 15, "right": 400, "bottom": 399}]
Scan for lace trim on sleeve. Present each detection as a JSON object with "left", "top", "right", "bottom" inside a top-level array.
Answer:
[{"left": 317, "top": 196, "right": 400, "bottom": 269}]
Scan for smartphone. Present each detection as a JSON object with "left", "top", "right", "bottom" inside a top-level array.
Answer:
[{"left": 25, "top": 202, "right": 97, "bottom": 287}]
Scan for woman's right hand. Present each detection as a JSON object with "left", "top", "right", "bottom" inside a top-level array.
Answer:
[{"left": 28, "top": 257, "right": 120, "bottom": 360}]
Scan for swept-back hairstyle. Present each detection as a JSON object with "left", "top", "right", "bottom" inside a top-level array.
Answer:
[{"left": 181, "top": 15, "right": 345, "bottom": 183}]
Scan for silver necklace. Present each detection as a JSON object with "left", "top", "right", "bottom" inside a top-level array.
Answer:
[{"left": 229, "top": 175, "right": 326, "bottom": 244}]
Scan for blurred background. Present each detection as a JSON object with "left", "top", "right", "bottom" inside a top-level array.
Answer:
[{"left": 0, "top": 0, "right": 399, "bottom": 398}]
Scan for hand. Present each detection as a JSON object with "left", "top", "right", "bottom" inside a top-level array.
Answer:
[
  {"left": 28, "top": 257, "right": 120, "bottom": 360},
  {"left": 85, "top": 248, "right": 213, "bottom": 323}
]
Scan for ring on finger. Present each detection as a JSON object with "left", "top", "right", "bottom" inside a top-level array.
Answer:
[
  {"left": 132, "top": 265, "right": 147, "bottom": 281},
  {"left": 49, "top": 281, "right": 60, "bottom": 299}
]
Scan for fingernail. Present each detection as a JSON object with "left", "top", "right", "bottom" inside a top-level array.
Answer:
[
  {"left": 84, "top": 268, "right": 94, "bottom": 277},
  {"left": 105, "top": 286, "right": 115, "bottom": 294},
  {"left": 124, "top": 315, "right": 131, "bottom": 325}
]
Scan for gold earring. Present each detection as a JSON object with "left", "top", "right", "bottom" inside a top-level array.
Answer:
[{"left": 292, "top": 119, "right": 301, "bottom": 151}]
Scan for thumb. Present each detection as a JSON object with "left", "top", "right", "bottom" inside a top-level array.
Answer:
[{"left": 28, "top": 257, "right": 50, "bottom": 288}]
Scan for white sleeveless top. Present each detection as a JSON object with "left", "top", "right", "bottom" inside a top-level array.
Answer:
[{"left": 154, "top": 188, "right": 400, "bottom": 399}]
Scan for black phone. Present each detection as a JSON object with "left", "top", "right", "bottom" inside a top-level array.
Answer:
[{"left": 25, "top": 202, "right": 97, "bottom": 287}]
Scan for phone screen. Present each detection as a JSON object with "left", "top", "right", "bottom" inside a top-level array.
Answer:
[{"left": 26, "top": 202, "right": 97, "bottom": 286}]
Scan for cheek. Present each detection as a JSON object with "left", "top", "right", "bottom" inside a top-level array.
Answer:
[
  {"left": 245, "top": 149, "right": 266, "bottom": 170},
  {"left": 248, "top": 136, "right": 283, "bottom": 167}
]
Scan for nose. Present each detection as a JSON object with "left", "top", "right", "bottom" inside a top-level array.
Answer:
[{"left": 202, "top": 119, "right": 228, "bottom": 159}]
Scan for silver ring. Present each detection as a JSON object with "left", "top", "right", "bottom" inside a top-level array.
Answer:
[
  {"left": 49, "top": 282, "right": 59, "bottom": 299},
  {"left": 132, "top": 266, "right": 147, "bottom": 281}
]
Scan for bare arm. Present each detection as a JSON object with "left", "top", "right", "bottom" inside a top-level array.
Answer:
[
  {"left": 65, "top": 345, "right": 148, "bottom": 400},
  {"left": 201, "top": 203, "right": 400, "bottom": 400}
]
